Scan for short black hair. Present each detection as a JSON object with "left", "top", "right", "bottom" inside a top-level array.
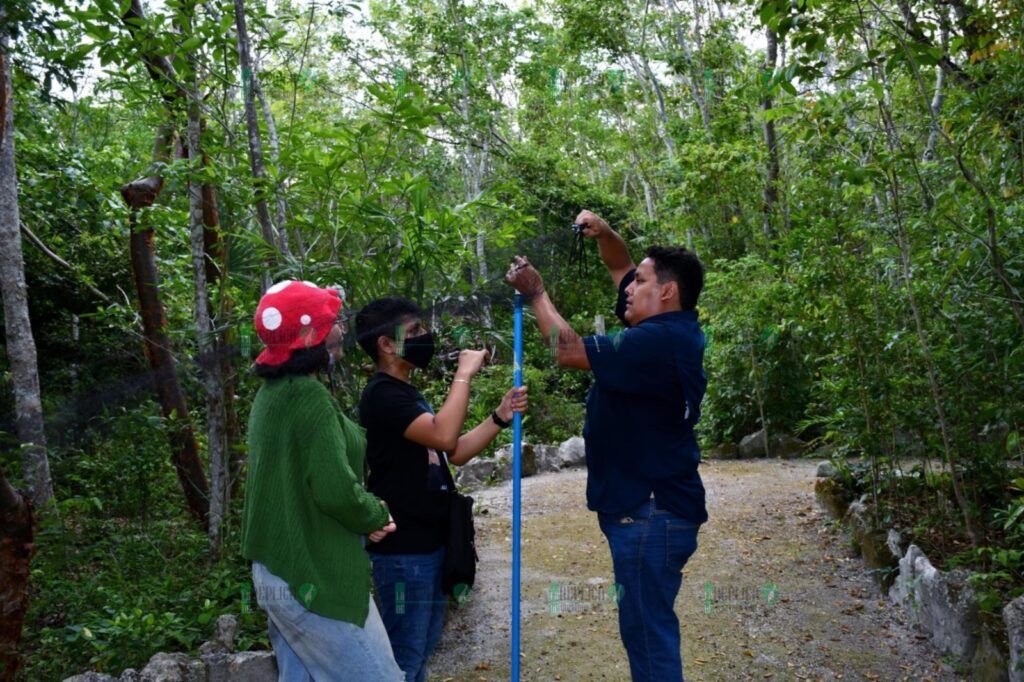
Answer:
[
  {"left": 253, "top": 343, "right": 329, "bottom": 380},
  {"left": 356, "top": 297, "right": 423, "bottom": 362},
  {"left": 645, "top": 246, "right": 704, "bottom": 310}
]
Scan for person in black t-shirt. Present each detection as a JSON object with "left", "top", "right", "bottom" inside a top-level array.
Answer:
[{"left": 355, "top": 297, "right": 528, "bottom": 682}]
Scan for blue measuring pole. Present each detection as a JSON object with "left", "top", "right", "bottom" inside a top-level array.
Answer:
[{"left": 511, "top": 293, "right": 524, "bottom": 681}]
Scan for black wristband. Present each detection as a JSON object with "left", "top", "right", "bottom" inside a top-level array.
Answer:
[{"left": 491, "top": 410, "right": 511, "bottom": 429}]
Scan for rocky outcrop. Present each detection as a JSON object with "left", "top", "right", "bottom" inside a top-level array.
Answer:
[
  {"left": 889, "top": 544, "right": 980, "bottom": 664},
  {"left": 63, "top": 616, "right": 276, "bottom": 682},
  {"left": 456, "top": 437, "right": 588, "bottom": 490},
  {"left": 844, "top": 500, "right": 899, "bottom": 588},
  {"left": 1005, "top": 595, "right": 1024, "bottom": 682}
]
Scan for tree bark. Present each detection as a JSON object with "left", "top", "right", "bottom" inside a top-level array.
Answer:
[
  {"left": 0, "top": 469, "right": 34, "bottom": 681},
  {"left": 183, "top": 19, "right": 229, "bottom": 555},
  {"left": 0, "top": 45, "right": 54, "bottom": 510},
  {"left": 121, "top": 125, "right": 210, "bottom": 527},
  {"left": 761, "top": 28, "right": 780, "bottom": 240},
  {"left": 233, "top": 0, "right": 290, "bottom": 267}
]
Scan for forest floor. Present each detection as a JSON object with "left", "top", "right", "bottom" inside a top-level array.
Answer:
[{"left": 429, "top": 459, "right": 964, "bottom": 682}]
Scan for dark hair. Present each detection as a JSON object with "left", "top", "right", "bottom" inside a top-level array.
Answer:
[
  {"left": 355, "top": 297, "right": 422, "bottom": 362},
  {"left": 254, "top": 343, "right": 330, "bottom": 379},
  {"left": 645, "top": 246, "right": 705, "bottom": 310}
]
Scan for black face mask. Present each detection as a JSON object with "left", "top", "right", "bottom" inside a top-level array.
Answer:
[{"left": 401, "top": 331, "right": 436, "bottom": 369}]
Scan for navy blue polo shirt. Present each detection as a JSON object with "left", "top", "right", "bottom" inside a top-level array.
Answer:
[{"left": 581, "top": 270, "right": 708, "bottom": 524}]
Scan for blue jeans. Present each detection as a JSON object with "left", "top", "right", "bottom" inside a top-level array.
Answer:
[
  {"left": 252, "top": 562, "right": 403, "bottom": 682},
  {"left": 598, "top": 498, "right": 700, "bottom": 682},
  {"left": 370, "top": 547, "right": 447, "bottom": 682}
]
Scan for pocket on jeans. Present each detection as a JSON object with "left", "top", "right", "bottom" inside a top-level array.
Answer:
[{"left": 665, "top": 521, "right": 699, "bottom": 571}]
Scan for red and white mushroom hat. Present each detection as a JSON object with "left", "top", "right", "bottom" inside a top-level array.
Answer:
[{"left": 253, "top": 280, "right": 343, "bottom": 366}]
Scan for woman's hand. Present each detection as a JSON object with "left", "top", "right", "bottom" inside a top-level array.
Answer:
[
  {"left": 496, "top": 386, "right": 529, "bottom": 423},
  {"left": 368, "top": 513, "right": 396, "bottom": 543}
]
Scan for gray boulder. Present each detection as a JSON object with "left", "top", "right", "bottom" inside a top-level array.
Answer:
[
  {"left": 771, "top": 434, "right": 807, "bottom": 459},
  {"left": 843, "top": 500, "right": 899, "bottom": 588},
  {"left": 456, "top": 457, "right": 498, "bottom": 489},
  {"left": 814, "top": 476, "right": 851, "bottom": 519},
  {"left": 63, "top": 675, "right": 116, "bottom": 682},
  {"left": 557, "top": 437, "right": 587, "bottom": 469},
  {"left": 738, "top": 430, "right": 767, "bottom": 458},
  {"left": 890, "top": 544, "right": 979, "bottom": 663},
  {"left": 198, "top": 614, "right": 237, "bottom": 655},
  {"left": 138, "top": 652, "right": 204, "bottom": 682},
  {"left": 815, "top": 460, "right": 839, "bottom": 478},
  {"left": 706, "top": 443, "right": 740, "bottom": 460},
  {"left": 456, "top": 443, "right": 539, "bottom": 489},
  {"left": 1005, "top": 595, "right": 1024, "bottom": 681},
  {"left": 203, "top": 651, "right": 277, "bottom": 682},
  {"left": 534, "top": 444, "right": 562, "bottom": 473}
]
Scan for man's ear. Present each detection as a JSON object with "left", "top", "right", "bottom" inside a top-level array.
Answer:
[
  {"left": 377, "top": 335, "right": 393, "bottom": 357},
  {"left": 660, "top": 280, "right": 680, "bottom": 304}
]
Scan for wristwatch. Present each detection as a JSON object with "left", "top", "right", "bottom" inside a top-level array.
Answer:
[{"left": 491, "top": 410, "right": 511, "bottom": 429}]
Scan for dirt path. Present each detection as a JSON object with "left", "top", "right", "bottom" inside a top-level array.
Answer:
[{"left": 428, "top": 459, "right": 963, "bottom": 682}]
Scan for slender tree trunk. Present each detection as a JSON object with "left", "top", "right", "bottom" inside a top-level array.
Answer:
[
  {"left": 761, "top": 28, "right": 780, "bottom": 240},
  {"left": 233, "top": 0, "right": 290, "bottom": 268},
  {"left": 664, "top": 0, "right": 713, "bottom": 137},
  {"left": 0, "top": 469, "right": 34, "bottom": 681},
  {"left": 253, "top": 73, "right": 300, "bottom": 256},
  {"left": 121, "top": 126, "right": 211, "bottom": 527},
  {"left": 0, "top": 45, "right": 53, "bottom": 510},
  {"left": 183, "top": 27, "right": 229, "bottom": 555}
]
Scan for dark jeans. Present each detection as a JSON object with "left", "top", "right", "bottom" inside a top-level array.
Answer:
[
  {"left": 598, "top": 497, "right": 700, "bottom": 682},
  {"left": 371, "top": 546, "right": 447, "bottom": 682}
]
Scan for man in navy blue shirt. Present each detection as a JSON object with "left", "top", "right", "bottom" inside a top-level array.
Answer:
[{"left": 505, "top": 210, "right": 707, "bottom": 682}]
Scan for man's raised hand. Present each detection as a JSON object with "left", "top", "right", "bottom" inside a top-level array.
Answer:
[
  {"left": 505, "top": 255, "right": 546, "bottom": 298},
  {"left": 574, "top": 210, "right": 611, "bottom": 239}
]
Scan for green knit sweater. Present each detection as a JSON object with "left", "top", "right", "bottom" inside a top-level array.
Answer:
[{"left": 242, "top": 375, "right": 389, "bottom": 625}]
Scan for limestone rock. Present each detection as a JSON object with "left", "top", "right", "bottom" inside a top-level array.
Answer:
[
  {"left": 706, "top": 443, "right": 740, "bottom": 460},
  {"left": 557, "top": 437, "right": 587, "bottom": 469},
  {"left": 814, "top": 477, "right": 851, "bottom": 519},
  {"left": 199, "top": 614, "right": 238, "bottom": 655},
  {"left": 738, "top": 430, "right": 767, "bottom": 458},
  {"left": 203, "top": 651, "right": 277, "bottom": 682},
  {"left": 1005, "top": 595, "right": 1024, "bottom": 682},
  {"left": 456, "top": 457, "right": 498, "bottom": 489},
  {"left": 890, "top": 544, "right": 979, "bottom": 663},
  {"left": 534, "top": 444, "right": 562, "bottom": 473},
  {"left": 62, "top": 674, "right": 116, "bottom": 682},
  {"left": 138, "top": 652, "right": 204, "bottom": 682},
  {"left": 970, "top": 630, "right": 1008, "bottom": 682},
  {"left": 815, "top": 460, "right": 839, "bottom": 478},
  {"left": 771, "top": 434, "right": 807, "bottom": 459}
]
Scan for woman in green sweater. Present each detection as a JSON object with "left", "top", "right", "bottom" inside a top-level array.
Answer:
[{"left": 242, "top": 280, "right": 403, "bottom": 681}]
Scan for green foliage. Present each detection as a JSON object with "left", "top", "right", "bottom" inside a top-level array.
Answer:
[{"left": 4, "top": 0, "right": 1024, "bottom": 676}]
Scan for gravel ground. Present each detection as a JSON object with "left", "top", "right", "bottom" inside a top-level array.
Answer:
[{"left": 427, "top": 459, "right": 963, "bottom": 682}]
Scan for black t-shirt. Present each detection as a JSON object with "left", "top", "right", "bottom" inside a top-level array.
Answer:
[{"left": 359, "top": 372, "right": 454, "bottom": 555}]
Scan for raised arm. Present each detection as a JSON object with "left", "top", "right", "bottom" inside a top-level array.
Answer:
[
  {"left": 575, "top": 210, "right": 635, "bottom": 288},
  {"left": 403, "top": 350, "right": 488, "bottom": 452},
  {"left": 505, "top": 256, "right": 590, "bottom": 371}
]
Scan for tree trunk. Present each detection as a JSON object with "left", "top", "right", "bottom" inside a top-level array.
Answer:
[
  {"left": 121, "top": 125, "right": 210, "bottom": 527},
  {"left": 761, "top": 28, "right": 781, "bottom": 240},
  {"left": 0, "top": 470, "right": 34, "bottom": 681},
  {"left": 233, "top": 0, "right": 290, "bottom": 266},
  {"left": 664, "top": 0, "right": 713, "bottom": 137},
  {"left": 183, "top": 26, "right": 229, "bottom": 555},
  {"left": 0, "top": 45, "right": 53, "bottom": 510}
]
